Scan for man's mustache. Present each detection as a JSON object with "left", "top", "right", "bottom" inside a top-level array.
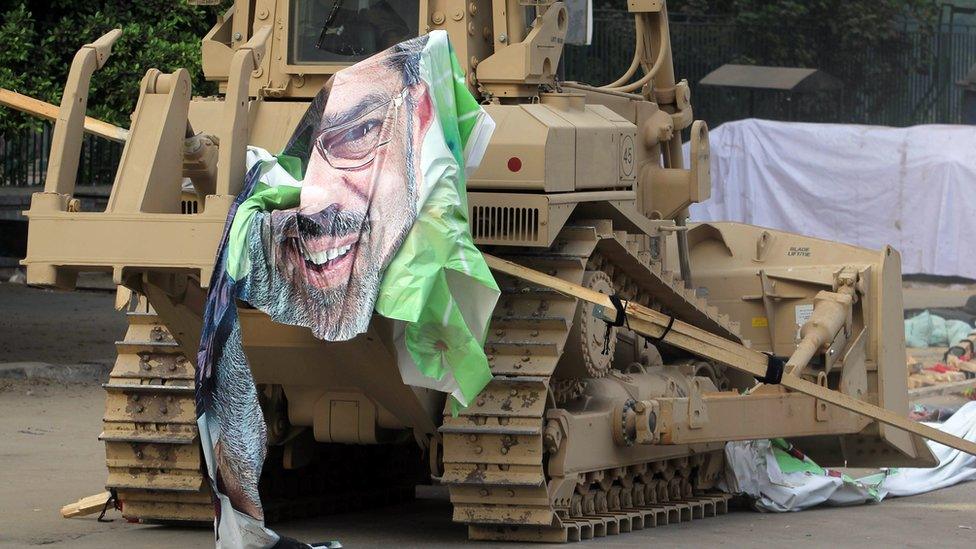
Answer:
[{"left": 296, "top": 204, "right": 369, "bottom": 239}]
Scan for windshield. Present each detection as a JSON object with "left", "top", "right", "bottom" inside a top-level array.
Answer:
[{"left": 289, "top": 0, "right": 419, "bottom": 65}]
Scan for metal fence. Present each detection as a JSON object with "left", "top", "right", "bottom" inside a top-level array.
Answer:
[
  {"left": 0, "top": 123, "right": 123, "bottom": 187},
  {"left": 565, "top": 11, "right": 976, "bottom": 128},
  {"left": 2, "top": 10, "right": 975, "bottom": 187}
]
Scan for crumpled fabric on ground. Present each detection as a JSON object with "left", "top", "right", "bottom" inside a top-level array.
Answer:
[
  {"left": 720, "top": 401, "right": 976, "bottom": 511},
  {"left": 719, "top": 438, "right": 885, "bottom": 512},
  {"left": 195, "top": 31, "right": 496, "bottom": 548},
  {"left": 905, "top": 310, "right": 974, "bottom": 348},
  {"left": 872, "top": 401, "right": 976, "bottom": 496}
]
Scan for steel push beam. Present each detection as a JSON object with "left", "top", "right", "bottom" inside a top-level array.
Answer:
[{"left": 482, "top": 254, "right": 976, "bottom": 457}]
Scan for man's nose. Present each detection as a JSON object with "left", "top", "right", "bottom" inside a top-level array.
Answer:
[
  {"left": 299, "top": 183, "right": 333, "bottom": 214},
  {"left": 337, "top": 168, "right": 371, "bottom": 205}
]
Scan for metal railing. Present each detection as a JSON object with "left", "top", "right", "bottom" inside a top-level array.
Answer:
[
  {"left": 1, "top": 122, "right": 122, "bottom": 187},
  {"left": 564, "top": 11, "right": 976, "bottom": 128}
]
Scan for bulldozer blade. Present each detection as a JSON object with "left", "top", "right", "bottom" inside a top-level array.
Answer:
[{"left": 482, "top": 253, "right": 976, "bottom": 458}]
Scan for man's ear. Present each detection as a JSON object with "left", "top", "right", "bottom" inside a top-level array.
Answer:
[{"left": 409, "top": 85, "right": 434, "bottom": 130}]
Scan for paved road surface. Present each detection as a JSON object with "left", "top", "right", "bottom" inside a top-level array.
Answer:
[
  {"left": 0, "top": 283, "right": 124, "bottom": 365},
  {"left": 1, "top": 282, "right": 975, "bottom": 547},
  {"left": 1, "top": 379, "right": 974, "bottom": 548}
]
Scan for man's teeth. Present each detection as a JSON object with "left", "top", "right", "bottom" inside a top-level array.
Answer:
[{"left": 304, "top": 243, "right": 352, "bottom": 265}]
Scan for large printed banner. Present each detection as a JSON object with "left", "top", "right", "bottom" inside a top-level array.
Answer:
[{"left": 195, "top": 31, "right": 497, "bottom": 548}]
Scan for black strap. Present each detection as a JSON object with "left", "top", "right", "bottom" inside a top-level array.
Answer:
[
  {"left": 607, "top": 295, "right": 628, "bottom": 327},
  {"left": 97, "top": 489, "right": 119, "bottom": 522},
  {"left": 756, "top": 353, "right": 785, "bottom": 384},
  {"left": 945, "top": 338, "right": 974, "bottom": 362},
  {"left": 648, "top": 315, "right": 676, "bottom": 345},
  {"left": 602, "top": 294, "right": 628, "bottom": 355}
]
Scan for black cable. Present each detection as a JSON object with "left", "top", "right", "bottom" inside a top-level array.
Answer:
[{"left": 316, "top": 0, "right": 345, "bottom": 50}]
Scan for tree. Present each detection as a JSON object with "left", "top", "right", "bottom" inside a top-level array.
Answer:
[{"left": 0, "top": 1, "right": 228, "bottom": 134}]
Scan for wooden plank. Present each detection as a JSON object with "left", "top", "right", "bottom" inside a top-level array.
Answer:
[
  {"left": 483, "top": 254, "right": 976, "bottom": 457},
  {"left": 909, "top": 377, "right": 976, "bottom": 399},
  {"left": 61, "top": 492, "right": 111, "bottom": 518},
  {"left": 0, "top": 88, "right": 128, "bottom": 142}
]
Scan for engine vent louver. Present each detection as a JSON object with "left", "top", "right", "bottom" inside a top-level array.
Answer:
[
  {"left": 180, "top": 200, "right": 199, "bottom": 214},
  {"left": 471, "top": 205, "right": 540, "bottom": 243}
]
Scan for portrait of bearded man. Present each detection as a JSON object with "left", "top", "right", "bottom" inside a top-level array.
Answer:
[
  {"left": 241, "top": 36, "right": 435, "bottom": 342},
  {"left": 195, "top": 30, "right": 497, "bottom": 547}
]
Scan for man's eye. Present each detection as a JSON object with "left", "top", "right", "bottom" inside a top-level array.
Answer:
[{"left": 324, "top": 119, "right": 383, "bottom": 160}]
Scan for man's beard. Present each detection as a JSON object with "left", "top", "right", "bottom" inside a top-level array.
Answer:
[
  {"left": 238, "top": 91, "right": 423, "bottom": 341},
  {"left": 241, "top": 211, "right": 381, "bottom": 341}
]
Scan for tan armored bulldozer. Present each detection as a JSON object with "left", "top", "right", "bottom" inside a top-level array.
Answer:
[{"left": 18, "top": 0, "right": 949, "bottom": 543}]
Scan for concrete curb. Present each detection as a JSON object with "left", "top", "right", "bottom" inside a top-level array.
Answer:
[{"left": 0, "top": 361, "right": 113, "bottom": 384}]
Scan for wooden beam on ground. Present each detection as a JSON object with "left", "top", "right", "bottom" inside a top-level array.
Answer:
[
  {"left": 909, "top": 377, "right": 976, "bottom": 399},
  {"left": 483, "top": 253, "right": 976, "bottom": 457},
  {"left": 0, "top": 88, "right": 128, "bottom": 143},
  {"left": 61, "top": 491, "right": 111, "bottom": 518}
]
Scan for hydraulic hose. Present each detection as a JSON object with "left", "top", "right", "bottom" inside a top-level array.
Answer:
[
  {"left": 608, "top": 13, "right": 669, "bottom": 93},
  {"left": 602, "top": 16, "right": 644, "bottom": 88}
]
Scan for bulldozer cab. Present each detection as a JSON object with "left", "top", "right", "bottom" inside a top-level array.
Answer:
[
  {"left": 200, "top": 0, "right": 419, "bottom": 98},
  {"left": 201, "top": 0, "right": 585, "bottom": 100},
  {"left": 289, "top": 0, "right": 419, "bottom": 63}
]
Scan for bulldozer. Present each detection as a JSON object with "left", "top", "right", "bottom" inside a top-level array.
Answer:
[{"left": 17, "top": 0, "right": 945, "bottom": 542}]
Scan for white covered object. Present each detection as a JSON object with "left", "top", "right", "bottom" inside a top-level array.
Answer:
[
  {"left": 688, "top": 119, "right": 976, "bottom": 278},
  {"left": 720, "top": 439, "right": 885, "bottom": 512},
  {"left": 721, "top": 401, "right": 976, "bottom": 512},
  {"left": 881, "top": 401, "right": 976, "bottom": 496}
]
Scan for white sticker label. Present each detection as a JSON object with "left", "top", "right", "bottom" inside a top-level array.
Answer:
[
  {"left": 795, "top": 303, "right": 814, "bottom": 339},
  {"left": 795, "top": 304, "right": 814, "bottom": 326}
]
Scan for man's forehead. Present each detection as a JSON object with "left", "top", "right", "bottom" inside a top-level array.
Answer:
[{"left": 326, "top": 61, "right": 403, "bottom": 112}]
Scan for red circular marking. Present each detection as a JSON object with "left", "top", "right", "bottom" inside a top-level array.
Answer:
[{"left": 507, "top": 157, "right": 522, "bottom": 172}]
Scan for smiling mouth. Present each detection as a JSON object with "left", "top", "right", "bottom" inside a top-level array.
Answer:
[
  {"left": 301, "top": 242, "right": 354, "bottom": 266},
  {"left": 287, "top": 206, "right": 366, "bottom": 281}
]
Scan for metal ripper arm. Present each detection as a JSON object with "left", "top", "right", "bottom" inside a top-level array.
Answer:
[
  {"left": 482, "top": 253, "right": 976, "bottom": 457},
  {"left": 216, "top": 25, "right": 271, "bottom": 197},
  {"left": 44, "top": 29, "right": 122, "bottom": 196}
]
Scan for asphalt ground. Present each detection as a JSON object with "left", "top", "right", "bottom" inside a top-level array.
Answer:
[
  {"left": 0, "top": 282, "right": 124, "bottom": 365},
  {"left": 1, "top": 282, "right": 975, "bottom": 548}
]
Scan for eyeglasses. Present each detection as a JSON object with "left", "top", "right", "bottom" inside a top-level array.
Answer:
[{"left": 314, "top": 88, "right": 408, "bottom": 170}]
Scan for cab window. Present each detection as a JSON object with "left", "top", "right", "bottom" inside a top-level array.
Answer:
[{"left": 289, "top": 0, "right": 419, "bottom": 65}]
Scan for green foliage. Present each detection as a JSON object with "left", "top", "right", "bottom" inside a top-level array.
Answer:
[
  {"left": 666, "top": 0, "right": 942, "bottom": 123},
  {"left": 0, "top": 1, "right": 229, "bottom": 134},
  {"left": 0, "top": 0, "right": 949, "bottom": 133}
]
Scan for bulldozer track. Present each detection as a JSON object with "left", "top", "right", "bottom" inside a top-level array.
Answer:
[
  {"left": 441, "top": 220, "right": 737, "bottom": 542},
  {"left": 101, "top": 308, "right": 422, "bottom": 524},
  {"left": 101, "top": 309, "right": 212, "bottom": 523}
]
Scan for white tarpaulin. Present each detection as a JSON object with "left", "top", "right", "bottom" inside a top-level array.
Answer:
[
  {"left": 721, "top": 401, "right": 976, "bottom": 512},
  {"left": 688, "top": 119, "right": 976, "bottom": 278}
]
